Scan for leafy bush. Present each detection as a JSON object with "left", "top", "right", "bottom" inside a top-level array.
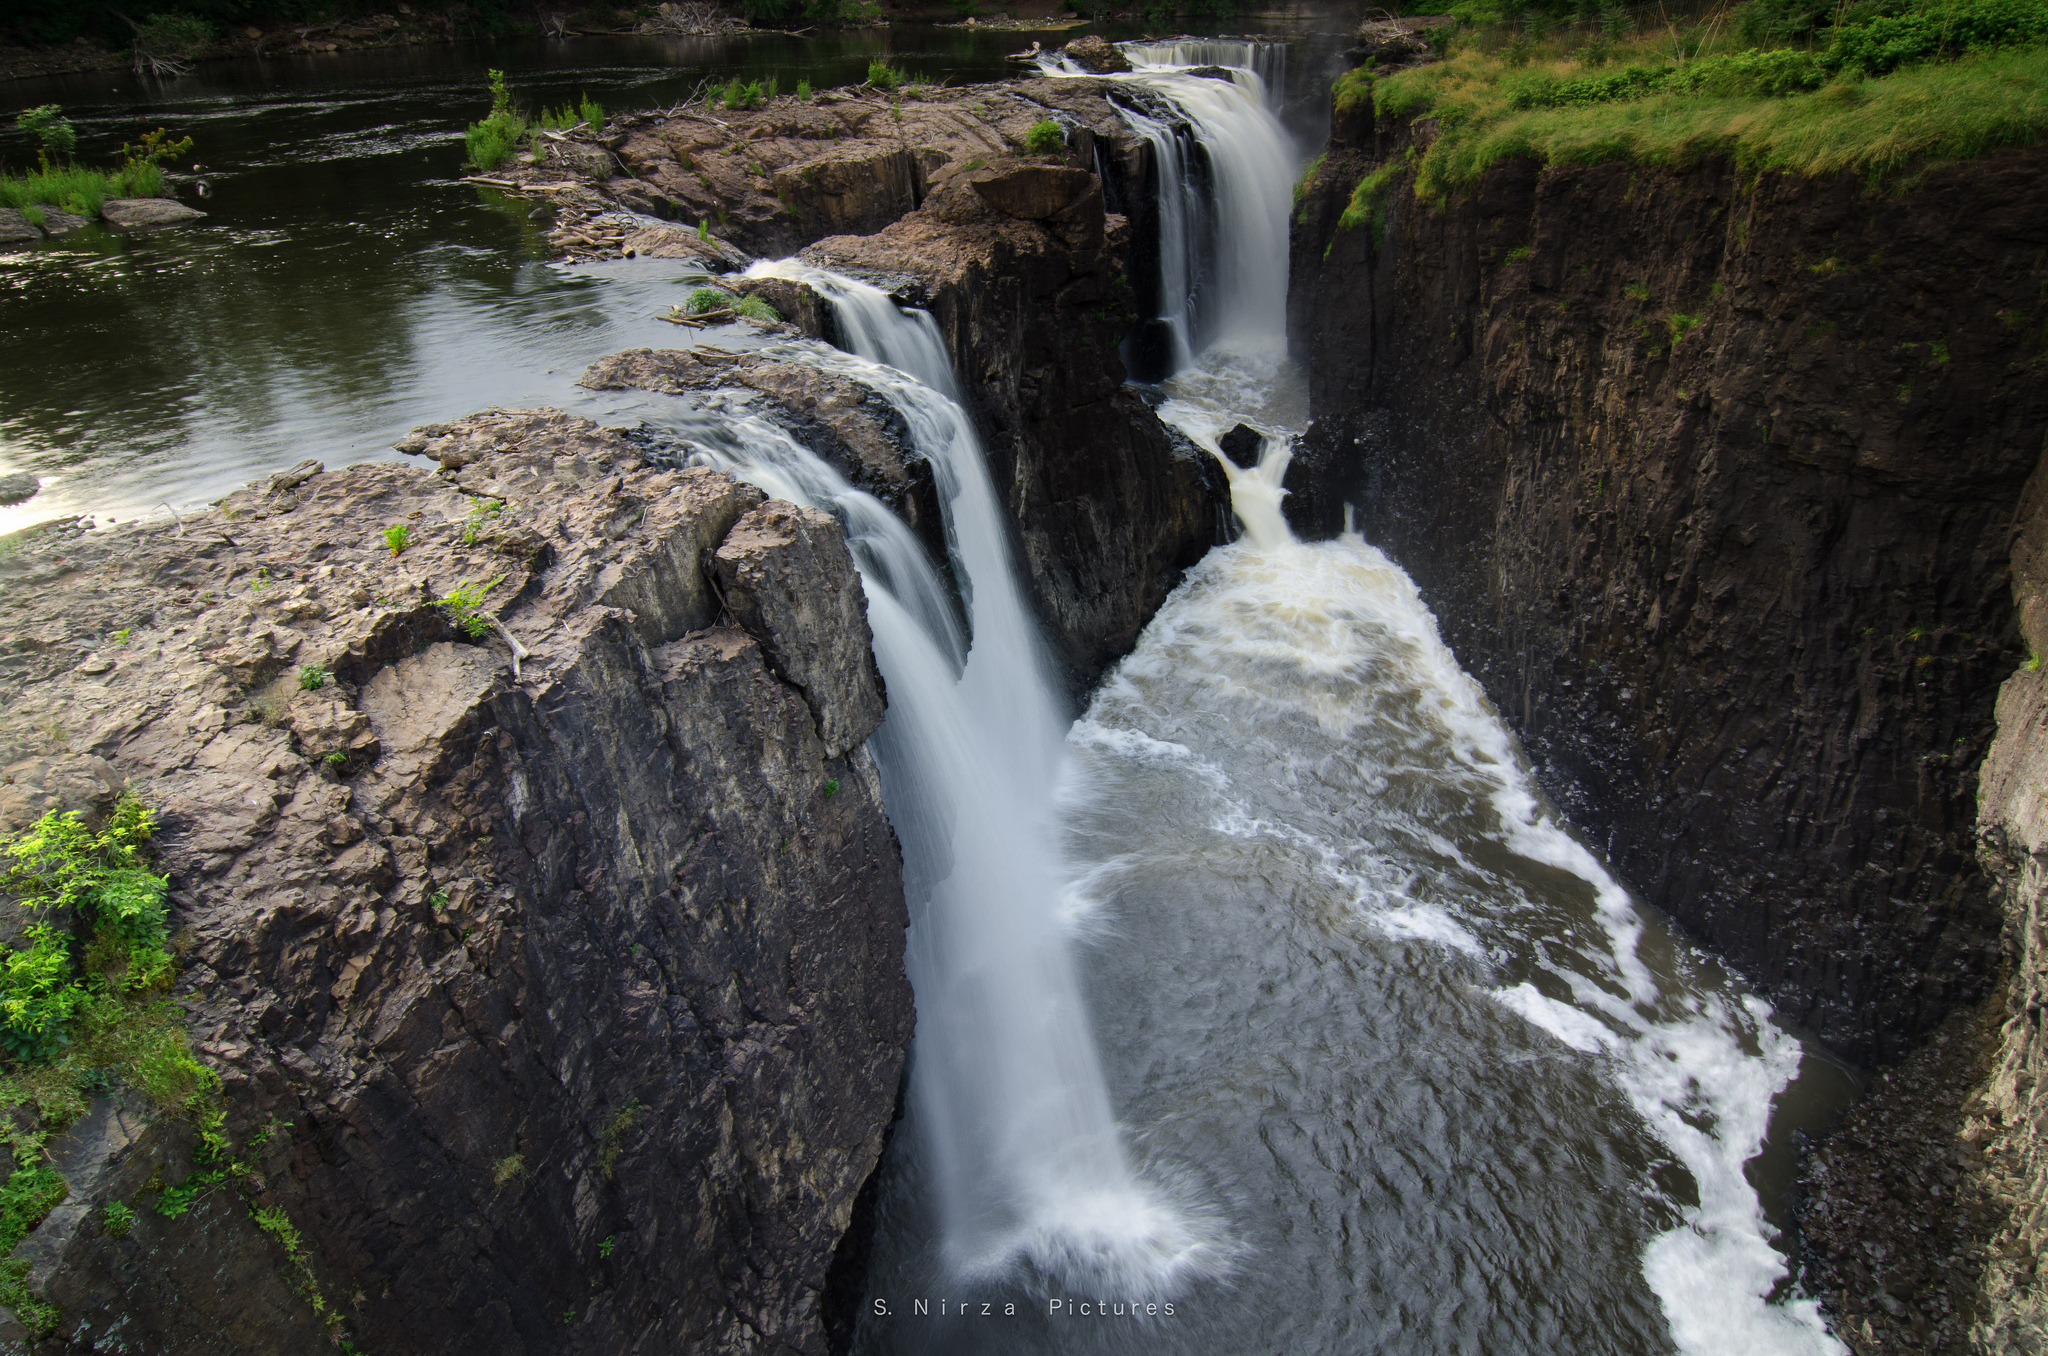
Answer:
[
  {"left": 733, "top": 294, "right": 780, "bottom": 321},
  {"left": 383, "top": 523, "right": 408, "bottom": 554},
  {"left": 436, "top": 577, "right": 504, "bottom": 638},
  {"left": 687, "top": 285, "right": 734, "bottom": 312},
  {"left": 1025, "top": 118, "right": 1065, "bottom": 154},
  {"left": 0, "top": 797, "right": 171, "bottom": 1059},
  {"left": 867, "top": 60, "right": 906, "bottom": 89},
  {"left": 15, "top": 106, "right": 75, "bottom": 166},
  {"left": 796, "top": 78, "right": 813, "bottom": 101}
]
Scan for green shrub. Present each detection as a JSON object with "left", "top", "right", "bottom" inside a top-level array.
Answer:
[
  {"left": 733, "top": 294, "right": 780, "bottom": 321},
  {"left": 383, "top": 523, "right": 408, "bottom": 555},
  {"left": 436, "top": 577, "right": 504, "bottom": 639},
  {"left": 721, "top": 77, "right": 774, "bottom": 110},
  {"left": 687, "top": 285, "right": 733, "bottom": 313},
  {"left": 101, "top": 1200, "right": 135, "bottom": 1237},
  {"left": 298, "top": 663, "right": 330, "bottom": 691},
  {"left": 796, "top": 78, "right": 813, "bottom": 101},
  {"left": 867, "top": 60, "right": 906, "bottom": 89},
  {"left": 1025, "top": 118, "right": 1065, "bottom": 154},
  {"left": 15, "top": 106, "right": 75, "bottom": 166}
]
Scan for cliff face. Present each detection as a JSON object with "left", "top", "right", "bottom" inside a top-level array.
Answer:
[
  {"left": 0, "top": 410, "right": 912, "bottom": 1353},
  {"left": 1289, "top": 110, "right": 2048, "bottom": 1063}
]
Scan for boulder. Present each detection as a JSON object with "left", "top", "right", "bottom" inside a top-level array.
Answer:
[
  {"left": 969, "top": 165, "right": 1096, "bottom": 220},
  {"left": 0, "top": 209, "right": 41, "bottom": 244},
  {"left": 38, "top": 209, "right": 90, "bottom": 235},
  {"left": 1063, "top": 34, "right": 1132, "bottom": 73},
  {"left": 100, "top": 198, "right": 207, "bottom": 228},
  {"left": 0, "top": 471, "right": 39, "bottom": 506}
]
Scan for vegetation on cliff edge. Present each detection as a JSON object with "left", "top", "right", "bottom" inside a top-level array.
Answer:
[{"left": 1346, "top": 0, "right": 2048, "bottom": 205}]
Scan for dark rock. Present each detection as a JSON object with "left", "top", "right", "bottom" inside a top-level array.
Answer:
[
  {"left": 1217, "top": 422, "right": 1263, "bottom": 468},
  {"left": 1062, "top": 34, "right": 1132, "bottom": 73},
  {"left": 37, "top": 208, "right": 88, "bottom": 235},
  {"left": 100, "top": 197, "right": 207, "bottom": 228},
  {"left": 1290, "top": 128, "right": 2048, "bottom": 1064}
]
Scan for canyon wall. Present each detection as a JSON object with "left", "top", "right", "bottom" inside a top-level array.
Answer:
[
  {"left": 1289, "top": 109, "right": 2048, "bottom": 1064},
  {"left": 0, "top": 413, "right": 912, "bottom": 1353},
  {"left": 1289, "top": 85, "right": 2048, "bottom": 1346}
]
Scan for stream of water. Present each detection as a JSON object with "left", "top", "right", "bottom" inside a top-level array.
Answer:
[{"left": 1, "top": 32, "right": 1859, "bottom": 1356}]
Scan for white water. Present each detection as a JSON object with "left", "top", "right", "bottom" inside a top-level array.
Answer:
[
  {"left": 698, "top": 261, "right": 1223, "bottom": 1293},
  {"left": 1044, "top": 45, "right": 1294, "bottom": 368},
  {"left": 1121, "top": 38, "right": 1287, "bottom": 110}
]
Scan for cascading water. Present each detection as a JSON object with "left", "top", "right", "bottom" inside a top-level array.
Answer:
[
  {"left": 1046, "top": 45, "right": 1293, "bottom": 379},
  {"left": 681, "top": 262, "right": 1223, "bottom": 1294},
  {"left": 1122, "top": 38, "right": 1287, "bottom": 109}
]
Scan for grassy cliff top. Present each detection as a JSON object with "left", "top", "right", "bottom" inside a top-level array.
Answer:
[{"left": 1347, "top": 0, "right": 2048, "bottom": 198}]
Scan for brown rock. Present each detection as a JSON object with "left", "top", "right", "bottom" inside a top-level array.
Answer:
[
  {"left": 969, "top": 164, "right": 1096, "bottom": 220},
  {"left": 1062, "top": 34, "right": 1132, "bottom": 73}
]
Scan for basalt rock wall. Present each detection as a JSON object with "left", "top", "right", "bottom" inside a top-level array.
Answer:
[
  {"left": 1288, "top": 108, "right": 2048, "bottom": 1065},
  {"left": 0, "top": 411, "right": 913, "bottom": 1354}
]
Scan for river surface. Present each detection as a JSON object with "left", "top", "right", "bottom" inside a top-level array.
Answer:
[{"left": 2, "top": 32, "right": 1859, "bottom": 1356}]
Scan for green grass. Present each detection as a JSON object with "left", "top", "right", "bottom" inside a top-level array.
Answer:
[
  {"left": 0, "top": 162, "right": 163, "bottom": 218},
  {"left": 1360, "top": 0, "right": 2048, "bottom": 200},
  {"left": 733, "top": 294, "right": 780, "bottom": 322},
  {"left": 868, "top": 61, "right": 907, "bottom": 90}
]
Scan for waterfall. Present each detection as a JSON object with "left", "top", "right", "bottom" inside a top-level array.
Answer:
[
  {"left": 699, "top": 261, "right": 1222, "bottom": 1292},
  {"left": 1123, "top": 38, "right": 1287, "bottom": 109},
  {"left": 1050, "top": 45, "right": 1295, "bottom": 377}
]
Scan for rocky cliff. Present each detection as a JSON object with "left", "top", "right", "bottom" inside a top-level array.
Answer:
[
  {"left": 1290, "top": 110, "right": 2048, "bottom": 1064},
  {"left": 1289, "top": 83, "right": 2048, "bottom": 1349},
  {"left": 0, "top": 409, "right": 912, "bottom": 1353}
]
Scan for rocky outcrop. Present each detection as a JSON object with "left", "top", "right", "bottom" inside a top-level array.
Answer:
[
  {"left": 1290, "top": 113, "right": 2048, "bottom": 1065},
  {"left": 0, "top": 408, "right": 912, "bottom": 1353},
  {"left": 499, "top": 78, "right": 1151, "bottom": 262},
  {"left": 802, "top": 159, "right": 1229, "bottom": 687},
  {"left": 1061, "top": 35, "right": 1132, "bottom": 74}
]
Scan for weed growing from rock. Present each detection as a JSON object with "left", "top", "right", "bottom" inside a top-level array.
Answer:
[
  {"left": 1025, "top": 119, "right": 1065, "bottom": 154},
  {"left": 101, "top": 1200, "right": 134, "bottom": 1237},
  {"left": 437, "top": 577, "right": 504, "bottom": 638},
  {"left": 383, "top": 523, "right": 409, "bottom": 555},
  {"left": 868, "top": 60, "right": 907, "bottom": 90},
  {"left": 298, "top": 663, "right": 330, "bottom": 691}
]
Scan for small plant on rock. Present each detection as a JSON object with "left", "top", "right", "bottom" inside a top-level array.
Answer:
[
  {"left": 101, "top": 1200, "right": 135, "bottom": 1238},
  {"left": 383, "top": 523, "right": 409, "bottom": 555},
  {"left": 1024, "top": 119, "right": 1064, "bottom": 155},
  {"left": 493, "top": 1152, "right": 528, "bottom": 1187},
  {"left": 867, "top": 60, "right": 906, "bottom": 90},
  {"left": 437, "top": 577, "right": 503, "bottom": 639},
  {"left": 298, "top": 663, "right": 330, "bottom": 691},
  {"left": 461, "top": 497, "right": 506, "bottom": 545}
]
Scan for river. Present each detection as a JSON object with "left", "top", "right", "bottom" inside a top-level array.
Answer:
[{"left": 0, "top": 30, "right": 1858, "bottom": 1356}]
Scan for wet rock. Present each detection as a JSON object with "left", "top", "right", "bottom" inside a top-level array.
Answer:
[
  {"left": 100, "top": 197, "right": 207, "bottom": 228},
  {"left": 37, "top": 208, "right": 88, "bottom": 235},
  {"left": 1062, "top": 34, "right": 1133, "bottom": 73},
  {"left": 0, "top": 209, "right": 40, "bottom": 244},
  {"left": 1217, "top": 422, "right": 1263, "bottom": 468},
  {"left": 0, "top": 471, "right": 39, "bottom": 505},
  {"left": 713, "top": 501, "right": 887, "bottom": 758},
  {"left": 581, "top": 347, "right": 946, "bottom": 564}
]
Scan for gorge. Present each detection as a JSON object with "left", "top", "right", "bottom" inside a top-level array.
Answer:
[{"left": 0, "top": 18, "right": 2043, "bottom": 1356}]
